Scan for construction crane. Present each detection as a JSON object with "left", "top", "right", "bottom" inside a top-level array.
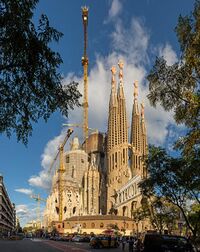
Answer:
[
  {"left": 82, "top": 6, "right": 89, "bottom": 140},
  {"left": 30, "top": 194, "right": 46, "bottom": 228},
  {"left": 62, "top": 123, "right": 98, "bottom": 133},
  {"left": 48, "top": 128, "right": 74, "bottom": 222}
]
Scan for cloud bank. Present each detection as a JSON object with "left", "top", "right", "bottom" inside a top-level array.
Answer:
[
  {"left": 15, "top": 188, "right": 33, "bottom": 195},
  {"left": 16, "top": 204, "right": 45, "bottom": 227}
]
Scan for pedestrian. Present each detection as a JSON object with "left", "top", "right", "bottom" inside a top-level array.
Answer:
[
  {"left": 122, "top": 236, "right": 126, "bottom": 251},
  {"left": 135, "top": 237, "right": 142, "bottom": 252},
  {"left": 128, "top": 236, "right": 134, "bottom": 252},
  {"left": 108, "top": 235, "right": 111, "bottom": 247}
]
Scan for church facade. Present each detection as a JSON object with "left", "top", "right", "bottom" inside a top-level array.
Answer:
[{"left": 43, "top": 61, "right": 151, "bottom": 234}]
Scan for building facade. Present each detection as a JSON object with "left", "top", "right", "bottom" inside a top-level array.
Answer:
[
  {"left": 44, "top": 61, "right": 151, "bottom": 233},
  {"left": 0, "top": 175, "right": 16, "bottom": 234}
]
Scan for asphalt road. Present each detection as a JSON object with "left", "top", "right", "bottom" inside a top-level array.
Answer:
[{"left": 0, "top": 239, "right": 126, "bottom": 252}]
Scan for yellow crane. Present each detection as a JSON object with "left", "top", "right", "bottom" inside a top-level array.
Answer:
[
  {"left": 30, "top": 194, "right": 46, "bottom": 228},
  {"left": 82, "top": 6, "right": 89, "bottom": 140},
  {"left": 62, "top": 123, "right": 98, "bottom": 133},
  {"left": 48, "top": 128, "right": 74, "bottom": 222}
]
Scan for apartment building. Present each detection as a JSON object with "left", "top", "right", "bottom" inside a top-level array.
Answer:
[{"left": 0, "top": 175, "right": 16, "bottom": 234}]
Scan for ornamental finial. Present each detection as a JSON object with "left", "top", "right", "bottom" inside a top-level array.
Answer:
[
  {"left": 134, "top": 80, "right": 139, "bottom": 100},
  {"left": 111, "top": 66, "right": 117, "bottom": 84},
  {"left": 118, "top": 59, "right": 124, "bottom": 80},
  {"left": 141, "top": 102, "right": 145, "bottom": 118}
]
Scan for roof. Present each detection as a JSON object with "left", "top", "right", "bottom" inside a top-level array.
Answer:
[{"left": 64, "top": 215, "right": 133, "bottom": 221}]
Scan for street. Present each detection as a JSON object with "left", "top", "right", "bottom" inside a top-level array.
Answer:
[{"left": 0, "top": 239, "right": 128, "bottom": 252}]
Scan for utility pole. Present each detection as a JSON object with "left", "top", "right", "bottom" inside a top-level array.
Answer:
[{"left": 82, "top": 6, "right": 89, "bottom": 140}]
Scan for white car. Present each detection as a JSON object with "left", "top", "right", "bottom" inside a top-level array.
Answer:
[{"left": 71, "top": 235, "right": 82, "bottom": 242}]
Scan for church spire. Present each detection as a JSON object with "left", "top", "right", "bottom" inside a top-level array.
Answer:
[
  {"left": 117, "top": 59, "right": 128, "bottom": 162},
  {"left": 107, "top": 66, "right": 118, "bottom": 152},
  {"left": 106, "top": 62, "right": 129, "bottom": 214},
  {"left": 140, "top": 102, "right": 148, "bottom": 178},
  {"left": 130, "top": 80, "right": 142, "bottom": 176},
  {"left": 110, "top": 66, "right": 117, "bottom": 107},
  {"left": 117, "top": 59, "right": 125, "bottom": 98}
]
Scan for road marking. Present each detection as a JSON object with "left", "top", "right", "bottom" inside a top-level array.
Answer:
[
  {"left": 31, "top": 238, "right": 43, "bottom": 242},
  {"left": 42, "top": 240, "right": 89, "bottom": 252}
]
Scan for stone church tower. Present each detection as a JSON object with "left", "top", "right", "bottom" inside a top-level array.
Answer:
[
  {"left": 130, "top": 81, "right": 148, "bottom": 178},
  {"left": 106, "top": 60, "right": 148, "bottom": 217},
  {"left": 106, "top": 61, "right": 130, "bottom": 214}
]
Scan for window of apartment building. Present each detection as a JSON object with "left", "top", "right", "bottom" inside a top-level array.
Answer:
[
  {"left": 91, "top": 223, "right": 95, "bottom": 228},
  {"left": 81, "top": 158, "right": 84, "bottom": 163},
  {"left": 100, "top": 223, "right": 104, "bottom": 228}
]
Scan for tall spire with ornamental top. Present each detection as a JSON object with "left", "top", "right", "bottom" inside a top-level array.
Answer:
[
  {"left": 117, "top": 60, "right": 128, "bottom": 165},
  {"left": 130, "top": 80, "right": 143, "bottom": 176},
  {"left": 140, "top": 102, "right": 148, "bottom": 178},
  {"left": 107, "top": 66, "right": 118, "bottom": 152}
]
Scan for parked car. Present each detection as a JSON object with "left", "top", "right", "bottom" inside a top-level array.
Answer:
[
  {"left": 71, "top": 235, "right": 83, "bottom": 242},
  {"left": 9, "top": 234, "right": 24, "bottom": 240},
  {"left": 49, "top": 235, "right": 61, "bottom": 241},
  {"left": 71, "top": 235, "right": 90, "bottom": 242},
  {"left": 80, "top": 236, "right": 90, "bottom": 242},
  {"left": 60, "top": 235, "right": 73, "bottom": 242},
  {"left": 141, "top": 233, "right": 198, "bottom": 252},
  {"left": 90, "top": 236, "right": 119, "bottom": 248}
]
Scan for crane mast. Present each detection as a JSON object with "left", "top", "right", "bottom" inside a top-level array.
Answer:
[
  {"left": 48, "top": 128, "right": 73, "bottom": 222},
  {"left": 30, "top": 194, "right": 46, "bottom": 228},
  {"left": 82, "top": 7, "right": 89, "bottom": 140},
  {"left": 58, "top": 128, "right": 73, "bottom": 222}
]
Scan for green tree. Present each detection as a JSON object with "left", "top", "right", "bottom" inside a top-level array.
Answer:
[
  {"left": 147, "top": 0, "right": 200, "bottom": 155},
  {"left": 0, "top": 0, "right": 81, "bottom": 144},
  {"left": 140, "top": 146, "right": 200, "bottom": 237},
  {"left": 188, "top": 204, "right": 200, "bottom": 237},
  {"left": 132, "top": 197, "right": 179, "bottom": 234}
]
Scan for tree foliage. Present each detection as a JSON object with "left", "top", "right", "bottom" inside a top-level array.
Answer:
[
  {"left": 0, "top": 0, "right": 81, "bottom": 144},
  {"left": 132, "top": 197, "right": 179, "bottom": 234},
  {"left": 147, "top": 0, "right": 200, "bottom": 155},
  {"left": 140, "top": 146, "right": 200, "bottom": 237}
]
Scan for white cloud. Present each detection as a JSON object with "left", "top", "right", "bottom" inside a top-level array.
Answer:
[
  {"left": 29, "top": 15, "right": 178, "bottom": 190},
  {"left": 111, "top": 18, "right": 149, "bottom": 64},
  {"left": 28, "top": 130, "right": 68, "bottom": 190},
  {"left": 16, "top": 204, "right": 45, "bottom": 227},
  {"left": 108, "top": 0, "right": 122, "bottom": 20},
  {"left": 15, "top": 188, "right": 33, "bottom": 195},
  {"left": 158, "top": 43, "right": 178, "bottom": 65}
]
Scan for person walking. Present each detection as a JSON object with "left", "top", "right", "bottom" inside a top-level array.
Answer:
[
  {"left": 122, "top": 236, "right": 126, "bottom": 251},
  {"left": 108, "top": 235, "right": 111, "bottom": 248},
  {"left": 128, "top": 236, "right": 134, "bottom": 252}
]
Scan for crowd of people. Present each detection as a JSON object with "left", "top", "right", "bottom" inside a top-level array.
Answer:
[{"left": 120, "top": 235, "right": 142, "bottom": 252}]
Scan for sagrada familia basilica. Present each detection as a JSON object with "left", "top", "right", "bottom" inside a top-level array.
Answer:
[{"left": 43, "top": 60, "right": 151, "bottom": 234}]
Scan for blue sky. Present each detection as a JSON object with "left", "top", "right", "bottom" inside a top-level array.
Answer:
[{"left": 0, "top": 0, "right": 195, "bottom": 226}]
